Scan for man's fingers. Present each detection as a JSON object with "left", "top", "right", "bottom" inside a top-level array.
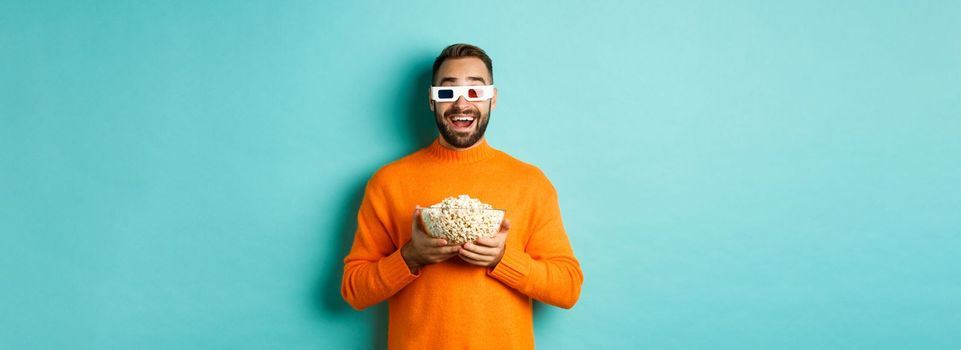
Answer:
[
  {"left": 411, "top": 208, "right": 422, "bottom": 231},
  {"left": 474, "top": 232, "right": 507, "bottom": 248},
  {"left": 417, "top": 211, "right": 429, "bottom": 233},
  {"left": 411, "top": 220, "right": 443, "bottom": 244},
  {"left": 473, "top": 237, "right": 497, "bottom": 247},
  {"left": 425, "top": 251, "right": 460, "bottom": 264},
  {"left": 498, "top": 218, "right": 511, "bottom": 233},
  {"left": 439, "top": 245, "right": 462, "bottom": 254},
  {"left": 462, "top": 242, "right": 498, "bottom": 256},
  {"left": 459, "top": 256, "right": 486, "bottom": 266},
  {"left": 412, "top": 207, "right": 430, "bottom": 233},
  {"left": 458, "top": 248, "right": 488, "bottom": 263}
]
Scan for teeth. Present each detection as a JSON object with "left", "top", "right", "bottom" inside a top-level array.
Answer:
[{"left": 452, "top": 117, "right": 474, "bottom": 122}]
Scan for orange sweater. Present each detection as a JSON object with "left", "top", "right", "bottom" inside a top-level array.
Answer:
[{"left": 341, "top": 138, "right": 583, "bottom": 349}]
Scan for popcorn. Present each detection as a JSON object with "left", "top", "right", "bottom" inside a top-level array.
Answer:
[{"left": 420, "top": 195, "right": 505, "bottom": 245}]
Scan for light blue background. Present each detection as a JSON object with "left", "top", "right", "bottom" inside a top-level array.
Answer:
[{"left": 2, "top": 1, "right": 959, "bottom": 349}]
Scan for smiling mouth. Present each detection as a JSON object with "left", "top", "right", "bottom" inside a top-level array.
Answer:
[{"left": 448, "top": 115, "right": 475, "bottom": 129}]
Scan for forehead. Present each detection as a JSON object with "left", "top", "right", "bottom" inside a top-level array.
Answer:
[{"left": 435, "top": 57, "right": 491, "bottom": 84}]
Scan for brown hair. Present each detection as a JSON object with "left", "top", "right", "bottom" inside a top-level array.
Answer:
[{"left": 432, "top": 43, "right": 494, "bottom": 85}]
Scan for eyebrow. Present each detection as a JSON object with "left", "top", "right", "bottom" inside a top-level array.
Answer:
[{"left": 438, "top": 76, "right": 488, "bottom": 85}]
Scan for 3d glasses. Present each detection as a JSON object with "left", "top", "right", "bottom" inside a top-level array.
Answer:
[{"left": 430, "top": 85, "right": 495, "bottom": 102}]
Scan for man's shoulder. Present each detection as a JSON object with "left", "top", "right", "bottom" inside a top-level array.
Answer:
[
  {"left": 494, "top": 149, "right": 558, "bottom": 193},
  {"left": 496, "top": 149, "right": 548, "bottom": 177},
  {"left": 365, "top": 148, "right": 426, "bottom": 188}
]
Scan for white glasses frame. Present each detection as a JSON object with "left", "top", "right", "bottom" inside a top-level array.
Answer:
[{"left": 430, "top": 85, "right": 495, "bottom": 102}]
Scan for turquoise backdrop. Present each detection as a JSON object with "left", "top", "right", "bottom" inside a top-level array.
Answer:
[{"left": 2, "top": 1, "right": 959, "bottom": 349}]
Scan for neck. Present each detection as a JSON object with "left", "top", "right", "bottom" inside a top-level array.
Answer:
[
  {"left": 438, "top": 136, "right": 486, "bottom": 151},
  {"left": 424, "top": 136, "right": 495, "bottom": 164}
]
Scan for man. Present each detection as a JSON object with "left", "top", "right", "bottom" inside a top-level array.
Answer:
[{"left": 341, "top": 43, "right": 583, "bottom": 349}]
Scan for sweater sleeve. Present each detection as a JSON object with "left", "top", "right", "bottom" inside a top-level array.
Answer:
[
  {"left": 341, "top": 179, "right": 418, "bottom": 310},
  {"left": 488, "top": 180, "right": 584, "bottom": 309}
]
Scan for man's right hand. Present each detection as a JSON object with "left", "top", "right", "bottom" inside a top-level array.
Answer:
[{"left": 401, "top": 207, "right": 462, "bottom": 274}]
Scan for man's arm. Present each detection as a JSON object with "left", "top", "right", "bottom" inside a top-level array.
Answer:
[
  {"left": 340, "top": 182, "right": 418, "bottom": 310},
  {"left": 486, "top": 184, "right": 584, "bottom": 309},
  {"left": 341, "top": 183, "right": 463, "bottom": 310}
]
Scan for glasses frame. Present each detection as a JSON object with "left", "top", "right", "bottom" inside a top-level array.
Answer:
[{"left": 430, "top": 85, "right": 495, "bottom": 102}]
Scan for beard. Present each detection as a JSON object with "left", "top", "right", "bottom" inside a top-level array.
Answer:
[{"left": 434, "top": 103, "right": 491, "bottom": 148}]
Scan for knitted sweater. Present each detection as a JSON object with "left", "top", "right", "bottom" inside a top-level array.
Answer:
[{"left": 341, "top": 137, "right": 583, "bottom": 349}]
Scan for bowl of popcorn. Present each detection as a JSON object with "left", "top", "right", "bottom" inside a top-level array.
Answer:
[{"left": 420, "top": 195, "right": 505, "bottom": 245}]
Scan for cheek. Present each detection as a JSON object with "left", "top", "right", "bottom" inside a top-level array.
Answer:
[
  {"left": 434, "top": 104, "right": 449, "bottom": 118},
  {"left": 472, "top": 103, "right": 489, "bottom": 114}
]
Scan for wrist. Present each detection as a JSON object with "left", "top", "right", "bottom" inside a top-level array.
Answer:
[
  {"left": 401, "top": 242, "right": 421, "bottom": 274},
  {"left": 491, "top": 255, "right": 504, "bottom": 268}
]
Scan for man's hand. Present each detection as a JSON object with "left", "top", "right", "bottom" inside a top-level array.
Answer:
[
  {"left": 401, "top": 207, "right": 462, "bottom": 274},
  {"left": 459, "top": 218, "right": 511, "bottom": 267}
]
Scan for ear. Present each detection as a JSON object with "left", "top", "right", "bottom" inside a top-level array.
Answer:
[
  {"left": 490, "top": 87, "right": 497, "bottom": 111},
  {"left": 427, "top": 87, "right": 435, "bottom": 112}
]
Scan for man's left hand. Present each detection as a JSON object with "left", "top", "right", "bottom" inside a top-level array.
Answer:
[{"left": 459, "top": 218, "right": 511, "bottom": 267}]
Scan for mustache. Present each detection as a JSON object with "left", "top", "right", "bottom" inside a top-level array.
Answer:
[{"left": 444, "top": 106, "right": 481, "bottom": 118}]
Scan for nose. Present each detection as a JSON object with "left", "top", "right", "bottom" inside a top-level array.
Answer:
[{"left": 452, "top": 95, "right": 471, "bottom": 109}]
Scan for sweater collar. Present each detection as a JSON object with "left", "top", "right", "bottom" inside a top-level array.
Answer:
[{"left": 424, "top": 137, "right": 497, "bottom": 164}]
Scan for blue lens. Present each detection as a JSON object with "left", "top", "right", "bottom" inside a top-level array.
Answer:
[{"left": 438, "top": 89, "right": 454, "bottom": 99}]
